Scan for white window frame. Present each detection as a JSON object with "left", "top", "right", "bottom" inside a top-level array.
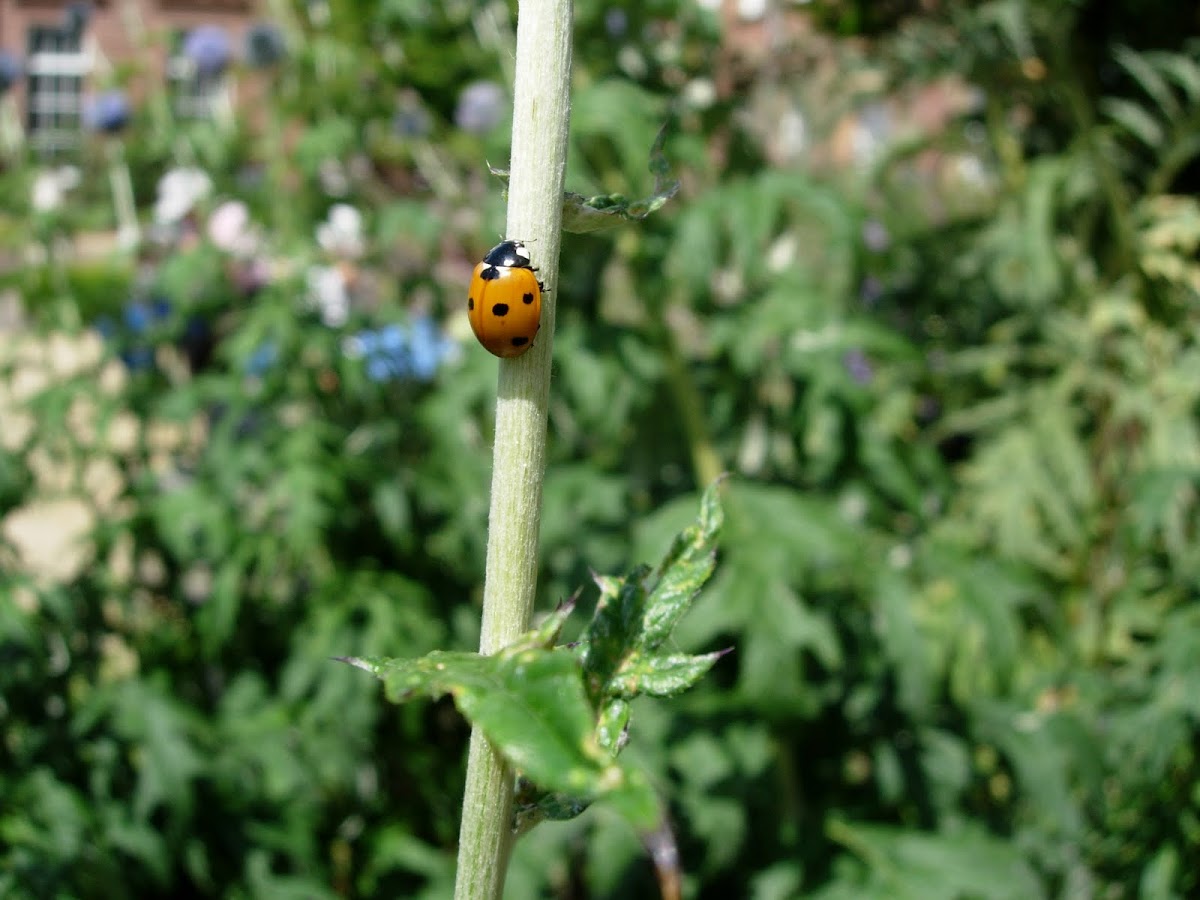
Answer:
[{"left": 26, "top": 25, "right": 92, "bottom": 157}]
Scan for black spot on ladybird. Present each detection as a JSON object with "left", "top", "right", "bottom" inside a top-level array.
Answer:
[
  {"left": 492, "top": 303, "right": 509, "bottom": 316},
  {"left": 468, "top": 297, "right": 474, "bottom": 310},
  {"left": 480, "top": 266, "right": 501, "bottom": 281},
  {"left": 511, "top": 336, "right": 529, "bottom": 347},
  {"left": 523, "top": 292, "right": 534, "bottom": 304}
]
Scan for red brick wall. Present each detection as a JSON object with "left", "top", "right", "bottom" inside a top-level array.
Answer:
[{"left": 1, "top": 0, "right": 263, "bottom": 124}]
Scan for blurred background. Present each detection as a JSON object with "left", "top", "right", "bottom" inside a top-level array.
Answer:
[{"left": 2, "top": 0, "right": 1199, "bottom": 897}]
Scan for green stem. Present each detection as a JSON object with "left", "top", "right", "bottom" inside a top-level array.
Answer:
[
  {"left": 661, "top": 332, "right": 723, "bottom": 488},
  {"left": 985, "top": 95, "right": 1025, "bottom": 193},
  {"left": 106, "top": 139, "right": 140, "bottom": 251},
  {"left": 453, "top": 2, "right": 573, "bottom": 898}
]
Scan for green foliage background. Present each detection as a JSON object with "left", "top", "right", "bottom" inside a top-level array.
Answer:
[{"left": 3, "top": 0, "right": 1200, "bottom": 897}]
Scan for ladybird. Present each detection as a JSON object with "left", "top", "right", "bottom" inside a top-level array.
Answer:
[{"left": 467, "top": 240, "right": 543, "bottom": 358}]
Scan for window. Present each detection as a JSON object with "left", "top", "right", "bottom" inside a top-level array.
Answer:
[{"left": 26, "top": 25, "right": 88, "bottom": 157}]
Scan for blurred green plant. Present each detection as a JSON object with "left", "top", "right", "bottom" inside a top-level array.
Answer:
[{"left": 3, "top": 0, "right": 1200, "bottom": 898}]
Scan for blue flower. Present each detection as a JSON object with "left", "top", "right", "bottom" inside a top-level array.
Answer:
[
  {"left": 454, "top": 81, "right": 507, "bottom": 134},
  {"left": 360, "top": 324, "right": 411, "bottom": 382},
  {"left": 245, "top": 22, "right": 286, "bottom": 69},
  {"left": 84, "top": 90, "right": 131, "bottom": 133},
  {"left": 0, "top": 52, "right": 22, "bottom": 94},
  {"left": 367, "top": 355, "right": 403, "bottom": 382},
  {"left": 121, "top": 297, "right": 171, "bottom": 334},
  {"left": 121, "top": 346, "right": 155, "bottom": 371},
  {"left": 408, "top": 315, "right": 457, "bottom": 381},
  {"left": 183, "top": 25, "right": 232, "bottom": 77},
  {"left": 378, "top": 323, "right": 406, "bottom": 353},
  {"left": 347, "top": 316, "right": 456, "bottom": 383},
  {"left": 245, "top": 341, "right": 279, "bottom": 377},
  {"left": 95, "top": 298, "right": 190, "bottom": 373}
]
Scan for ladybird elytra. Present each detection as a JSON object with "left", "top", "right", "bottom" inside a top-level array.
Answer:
[{"left": 467, "top": 239, "right": 544, "bottom": 358}]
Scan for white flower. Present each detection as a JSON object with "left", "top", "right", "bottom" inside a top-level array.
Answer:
[
  {"left": 315, "top": 203, "right": 365, "bottom": 259},
  {"left": 206, "top": 199, "right": 260, "bottom": 257},
  {"left": 31, "top": 166, "right": 80, "bottom": 213},
  {"left": 32, "top": 171, "right": 63, "bottom": 213},
  {"left": 306, "top": 264, "right": 349, "bottom": 327},
  {"left": 154, "top": 167, "right": 213, "bottom": 225}
]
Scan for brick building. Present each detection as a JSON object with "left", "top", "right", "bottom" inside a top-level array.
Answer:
[{"left": 0, "top": 0, "right": 262, "bottom": 155}]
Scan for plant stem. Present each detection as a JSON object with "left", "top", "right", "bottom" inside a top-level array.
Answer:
[
  {"left": 661, "top": 325, "right": 723, "bottom": 488},
  {"left": 454, "top": 2, "right": 573, "bottom": 898}
]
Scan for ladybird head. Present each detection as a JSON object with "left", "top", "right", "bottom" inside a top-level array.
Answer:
[{"left": 482, "top": 239, "right": 533, "bottom": 269}]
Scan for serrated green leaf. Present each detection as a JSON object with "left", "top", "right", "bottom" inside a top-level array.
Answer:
[
  {"left": 595, "top": 697, "right": 631, "bottom": 755},
  {"left": 819, "top": 819, "right": 1044, "bottom": 900},
  {"left": 1153, "top": 50, "right": 1200, "bottom": 104},
  {"left": 641, "top": 480, "right": 725, "bottom": 650},
  {"left": 581, "top": 480, "right": 726, "bottom": 707},
  {"left": 512, "top": 780, "right": 592, "bottom": 834},
  {"left": 608, "top": 650, "right": 727, "bottom": 699},
  {"left": 345, "top": 646, "right": 661, "bottom": 830},
  {"left": 1115, "top": 46, "right": 1180, "bottom": 119},
  {"left": 581, "top": 565, "right": 652, "bottom": 705},
  {"left": 490, "top": 123, "right": 679, "bottom": 234},
  {"left": 1102, "top": 97, "right": 1165, "bottom": 149}
]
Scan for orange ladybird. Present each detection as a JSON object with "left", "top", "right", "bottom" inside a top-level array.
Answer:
[{"left": 467, "top": 240, "right": 543, "bottom": 358}]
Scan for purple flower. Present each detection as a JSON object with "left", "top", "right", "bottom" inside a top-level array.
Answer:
[
  {"left": 454, "top": 81, "right": 507, "bottom": 134},
  {"left": 183, "top": 25, "right": 232, "bottom": 77},
  {"left": 84, "top": 90, "right": 131, "bottom": 133},
  {"left": 604, "top": 8, "right": 633, "bottom": 37},
  {"left": 245, "top": 22, "right": 286, "bottom": 69},
  {"left": 843, "top": 349, "right": 873, "bottom": 385},
  {"left": 605, "top": 9, "right": 628, "bottom": 38},
  {"left": 0, "top": 52, "right": 21, "bottom": 94},
  {"left": 859, "top": 275, "right": 884, "bottom": 307}
]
